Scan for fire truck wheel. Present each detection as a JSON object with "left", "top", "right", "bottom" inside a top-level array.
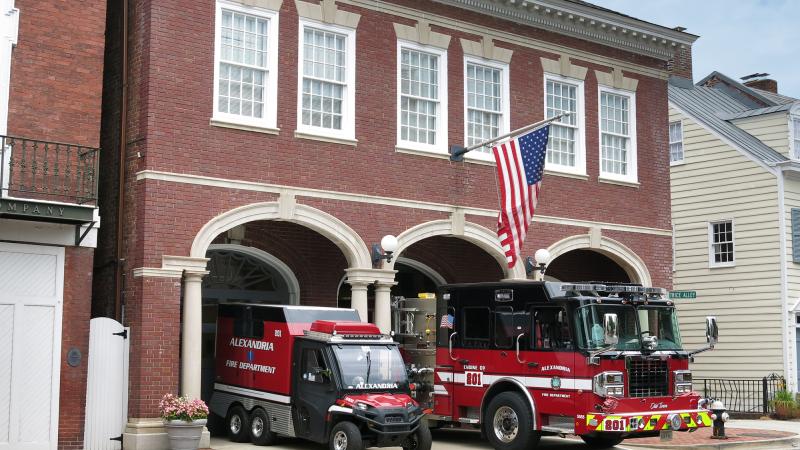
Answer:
[
  {"left": 484, "top": 392, "right": 540, "bottom": 450},
  {"left": 250, "top": 408, "right": 277, "bottom": 446},
  {"left": 329, "top": 421, "right": 363, "bottom": 450},
  {"left": 579, "top": 434, "right": 624, "bottom": 449},
  {"left": 402, "top": 419, "right": 432, "bottom": 450},
  {"left": 226, "top": 405, "right": 251, "bottom": 443}
]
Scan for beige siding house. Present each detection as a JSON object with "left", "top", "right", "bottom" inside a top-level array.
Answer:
[{"left": 668, "top": 72, "right": 800, "bottom": 392}]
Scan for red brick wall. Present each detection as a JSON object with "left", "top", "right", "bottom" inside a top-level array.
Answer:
[
  {"left": 58, "top": 246, "right": 94, "bottom": 450},
  {"left": 7, "top": 0, "right": 106, "bottom": 146}
]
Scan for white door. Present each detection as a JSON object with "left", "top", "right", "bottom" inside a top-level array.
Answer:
[{"left": 0, "top": 243, "right": 64, "bottom": 450}]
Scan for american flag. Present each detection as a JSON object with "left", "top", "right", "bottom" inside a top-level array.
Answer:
[
  {"left": 439, "top": 313, "right": 454, "bottom": 329},
  {"left": 492, "top": 125, "right": 550, "bottom": 268}
]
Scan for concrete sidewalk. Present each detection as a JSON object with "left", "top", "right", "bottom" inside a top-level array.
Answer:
[{"left": 620, "top": 419, "right": 800, "bottom": 450}]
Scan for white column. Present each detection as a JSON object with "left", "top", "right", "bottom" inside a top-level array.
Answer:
[
  {"left": 374, "top": 282, "right": 396, "bottom": 333},
  {"left": 181, "top": 270, "right": 207, "bottom": 399},
  {"left": 349, "top": 280, "right": 370, "bottom": 323}
]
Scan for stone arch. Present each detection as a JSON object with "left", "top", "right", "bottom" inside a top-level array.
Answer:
[
  {"left": 190, "top": 201, "right": 372, "bottom": 269},
  {"left": 546, "top": 234, "right": 652, "bottom": 286},
  {"left": 206, "top": 244, "right": 301, "bottom": 305},
  {"left": 387, "top": 219, "right": 526, "bottom": 280}
]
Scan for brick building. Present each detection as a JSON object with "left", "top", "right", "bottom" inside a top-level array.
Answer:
[
  {"left": 94, "top": 0, "right": 697, "bottom": 447},
  {"left": 0, "top": 0, "right": 106, "bottom": 449}
]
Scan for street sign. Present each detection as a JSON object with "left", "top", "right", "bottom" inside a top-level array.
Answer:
[{"left": 669, "top": 291, "right": 696, "bottom": 299}]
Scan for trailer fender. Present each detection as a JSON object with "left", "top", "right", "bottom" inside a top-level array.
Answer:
[{"left": 480, "top": 377, "right": 537, "bottom": 430}]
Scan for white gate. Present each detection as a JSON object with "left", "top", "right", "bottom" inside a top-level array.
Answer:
[{"left": 83, "top": 318, "right": 129, "bottom": 449}]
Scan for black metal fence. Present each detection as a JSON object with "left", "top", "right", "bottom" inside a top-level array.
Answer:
[
  {"left": 0, "top": 135, "right": 99, "bottom": 205},
  {"left": 696, "top": 374, "right": 786, "bottom": 415}
]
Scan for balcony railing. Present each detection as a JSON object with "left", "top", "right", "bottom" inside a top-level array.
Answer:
[{"left": 1, "top": 135, "right": 99, "bottom": 206}]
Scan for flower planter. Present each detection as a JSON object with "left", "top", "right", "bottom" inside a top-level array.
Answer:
[{"left": 164, "top": 419, "right": 207, "bottom": 450}]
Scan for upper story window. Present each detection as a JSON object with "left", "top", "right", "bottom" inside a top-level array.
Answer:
[
  {"left": 464, "top": 58, "right": 509, "bottom": 161},
  {"left": 544, "top": 74, "right": 585, "bottom": 175},
  {"left": 396, "top": 41, "right": 447, "bottom": 154},
  {"left": 792, "top": 116, "right": 800, "bottom": 160},
  {"left": 213, "top": 2, "right": 279, "bottom": 130},
  {"left": 709, "top": 220, "right": 735, "bottom": 267},
  {"left": 669, "top": 121, "right": 684, "bottom": 164},
  {"left": 297, "top": 20, "right": 356, "bottom": 141},
  {"left": 599, "top": 87, "right": 637, "bottom": 183}
]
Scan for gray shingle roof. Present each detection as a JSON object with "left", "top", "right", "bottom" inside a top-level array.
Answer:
[
  {"left": 668, "top": 80, "right": 788, "bottom": 165},
  {"left": 749, "top": 87, "right": 798, "bottom": 106}
]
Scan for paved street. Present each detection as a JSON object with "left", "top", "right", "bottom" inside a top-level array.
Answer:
[{"left": 209, "top": 419, "right": 800, "bottom": 450}]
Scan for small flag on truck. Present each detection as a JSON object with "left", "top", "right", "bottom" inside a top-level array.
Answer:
[{"left": 440, "top": 313, "right": 454, "bottom": 329}]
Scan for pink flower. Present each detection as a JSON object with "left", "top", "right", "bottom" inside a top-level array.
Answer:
[{"left": 159, "top": 393, "right": 208, "bottom": 421}]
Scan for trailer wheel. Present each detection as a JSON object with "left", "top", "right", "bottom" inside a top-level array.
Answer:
[
  {"left": 226, "top": 405, "right": 250, "bottom": 443},
  {"left": 329, "top": 421, "right": 363, "bottom": 450},
  {"left": 402, "top": 419, "right": 432, "bottom": 450},
  {"left": 250, "top": 408, "right": 277, "bottom": 446},
  {"left": 484, "top": 392, "right": 540, "bottom": 450},
  {"left": 580, "top": 434, "right": 624, "bottom": 449}
]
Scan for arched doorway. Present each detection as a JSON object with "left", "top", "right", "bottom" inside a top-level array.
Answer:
[
  {"left": 200, "top": 245, "right": 299, "bottom": 402},
  {"left": 544, "top": 249, "right": 631, "bottom": 283}
]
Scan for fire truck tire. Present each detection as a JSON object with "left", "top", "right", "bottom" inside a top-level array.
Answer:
[
  {"left": 329, "top": 421, "right": 363, "bottom": 450},
  {"left": 484, "top": 392, "right": 540, "bottom": 450},
  {"left": 579, "top": 434, "right": 624, "bottom": 449},
  {"left": 226, "top": 405, "right": 251, "bottom": 443},
  {"left": 250, "top": 408, "right": 277, "bottom": 446},
  {"left": 402, "top": 419, "right": 432, "bottom": 450}
]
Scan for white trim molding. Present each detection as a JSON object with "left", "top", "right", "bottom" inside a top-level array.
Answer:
[
  {"left": 707, "top": 218, "right": 735, "bottom": 268},
  {"left": 598, "top": 84, "right": 638, "bottom": 184},
  {"left": 547, "top": 233, "right": 652, "bottom": 286},
  {"left": 463, "top": 55, "right": 510, "bottom": 163},
  {"left": 543, "top": 71, "right": 586, "bottom": 176},
  {"left": 208, "top": 243, "right": 301, "bottom": 305}
]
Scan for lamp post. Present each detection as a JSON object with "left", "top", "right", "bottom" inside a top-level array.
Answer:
[
  {"left": 525, "top": 248, "right": 551, "bottom": 280},
  {"left": 372, "top": 234, "right": 398, "bottom": 268}
]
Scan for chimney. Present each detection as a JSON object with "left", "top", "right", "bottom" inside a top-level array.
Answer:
[
  {"left": 667, "top": 44, "right": 693, "bottom": 80},
  {"left": 743, "top": 78, "right": 778, "bottom": 94}
]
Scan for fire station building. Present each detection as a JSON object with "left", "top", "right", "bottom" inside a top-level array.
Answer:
[{"left": 94, "top": 0, "right": 697, "bottom": 447}]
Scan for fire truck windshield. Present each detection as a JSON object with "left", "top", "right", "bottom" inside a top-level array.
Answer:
[
  {"left": 333, "top": 345, "right": 409, "bottom": 390},
  {"left": 576, "top": 304, "right": 683, "bottom": 351}
]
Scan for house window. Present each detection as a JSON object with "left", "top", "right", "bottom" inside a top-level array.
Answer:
[
  {"left": 792, "top": 117, "right": 800, "bottom": 160},
  {"left": 669, "top": 121, "right": 684, "bottom": 163},
  {"left": 545, "top": 75, "right": 584, "bottom": 174},
  {"left": 709, "top": 220, "right": 735, "bottom": 267},
  {"left": 213, "top": 2, "right": 279, "bottom": 129},
  {"left": 599, "top": 87, "right": 637, "bottom": 182},
  {"left": 397, "top": 42, "right": 447, "bottom": 153},
  {"left": 297, "top": 20, "right": 356, "bottom": 140},
  {"left": 464, "top": 58, "right": 509, "bottom": 159}
]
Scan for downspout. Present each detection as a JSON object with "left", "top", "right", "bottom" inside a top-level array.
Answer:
[
  {"left": 115, "top": 0, "right": 129, "bottom": 322},
  {"left": 775, "top": 165, "right": 792, "bottom": 390}
]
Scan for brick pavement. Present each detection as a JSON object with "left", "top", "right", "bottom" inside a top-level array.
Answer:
[{"left": 621, "top": 426, "right": 798, "bottom": 449}]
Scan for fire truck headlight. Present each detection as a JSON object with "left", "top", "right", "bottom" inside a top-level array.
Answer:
[
  {"left": 593, "top": 371, "right": 624, "bottom": 397},
  {"left": 356, "top": 402, "right": 369, "bottom": 411},
  {"left": 607, "top": 386, "right": 624, "bottom": 396},
  {"left": 675, "top": 384, "right": 692, "bottom": 394}
]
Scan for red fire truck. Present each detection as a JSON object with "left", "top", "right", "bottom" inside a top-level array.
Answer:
[
  {"left": 393, "top": 281, "right": 718, "bottom": 449},
  {"left": 210, "top": 303, "right": 432, "bottom": 450}
]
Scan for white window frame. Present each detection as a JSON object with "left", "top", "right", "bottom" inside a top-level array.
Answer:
[
  {"left": 598, "top": 85, "right": 638, "bottom": 184},
  {"left": 396, "top": 40, "right": 448, "bottom": 155},
  {"left": 790, "top": 114, "right": 800, "bottom": 160},
  {"left": 296, "top": 19, "right": 357, "bottom": 141},
  {"left": 543, "top": 72, "right": 585, "bottom": 176},
  {"left": 212, "top": 0, "right": 280, "bottom": 131},
  {"left": 708, "top": 219, "right": 735, "bottom": 268},
  {"left": 463, "top": 56, "right": 509, "bottom": 163},
  {"left": 669, "top": 120, "right": 684, "bottom": 165}
]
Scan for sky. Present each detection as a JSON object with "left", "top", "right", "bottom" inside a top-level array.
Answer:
[{"left": 589, "top": 0, "right": 800, "bottom": 98}]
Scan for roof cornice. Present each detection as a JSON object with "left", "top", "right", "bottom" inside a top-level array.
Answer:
[{"left": 432, "top": 0, "right": 698, "bottom": 60}]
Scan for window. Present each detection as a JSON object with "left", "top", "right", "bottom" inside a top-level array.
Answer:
[
  {"left": 669, "top": 121, "right": 683, "bottom": 163},
  {"left": 792, "top": 208, "right": 800, "bottom": 263},
  {"left": 301, "top": 348, "right": 329, "bottom": 384},
  {"left": 213, "top": 2, "right": 279, "bottom": 129},
  {"left": 709, "top": 220, "right": 734, "bottom": 267},
  {"left": 461, "top": 307, "right": 491, "bottom": 348},
  {"left": 464, "top": 58, "right": 509, "bottom": 160},
  {"left": 532, "top": 308, "right": 572, "bottom": 350},
  {"left": 545, "top": 74, "right": 585, "bottom": 174},
  {"left": 792, "top": 117, "right": 800, "bottom": 160},
  {"left": 297, "top": 20, "right": 356, "bottom": 140},
  {"left": 397, "top": 42, "right": 447, "bottom": 153},
  {"left": 599, "top": 87, "right": 637, "bottom": 182}
]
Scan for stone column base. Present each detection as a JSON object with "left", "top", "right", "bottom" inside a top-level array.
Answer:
[{"left": 123, "top": 418, "right": 210, "bottom": 450}]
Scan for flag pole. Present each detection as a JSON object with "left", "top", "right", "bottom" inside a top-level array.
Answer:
[{"left": 449, "top": 112, "right": 572, "bottom": 162}]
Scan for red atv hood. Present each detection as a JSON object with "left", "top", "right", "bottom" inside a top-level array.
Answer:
[{"left": 338, "top": 393, "right": 416, "bottom": 408}]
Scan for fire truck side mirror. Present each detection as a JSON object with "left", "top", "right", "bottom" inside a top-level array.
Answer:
[
  {"left": 603, "top": 313, "right": 619, "bottom": 346},
  {"left": 705, "top": 316, "right": 718, "bottom": 347}
]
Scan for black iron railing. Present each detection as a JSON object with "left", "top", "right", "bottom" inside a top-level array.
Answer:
[
  {"left": 697, "top": 374, "right": 786, "bottom": 415},
  {"left": 0, "top": 135, "right": 99, "bottom": 205}
]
